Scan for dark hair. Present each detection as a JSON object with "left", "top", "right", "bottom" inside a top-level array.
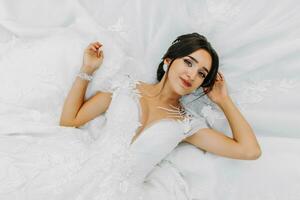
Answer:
[{"left": 156, "top": 32, "right": 219, "bottom": 100}]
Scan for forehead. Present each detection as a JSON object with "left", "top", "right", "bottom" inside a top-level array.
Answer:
[{"left": 187, "top": 49, "right": 212, "bottom": 72}]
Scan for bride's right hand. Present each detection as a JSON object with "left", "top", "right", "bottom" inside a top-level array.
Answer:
[{"left": 81, "top": 41, "right": 104, "bottom": 74}]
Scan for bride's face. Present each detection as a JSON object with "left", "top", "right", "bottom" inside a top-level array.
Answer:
[{"left": 165, "top": 49, "right": 212, "bottom": 96}]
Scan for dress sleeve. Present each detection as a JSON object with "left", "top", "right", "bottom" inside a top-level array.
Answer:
[
  {"left": 184, "top": 113, "right": 210, "bottom": 137},
  {"left": 95, "top": 73, "right": 131, "bottom": 93},
  {"left": 192, "top": 114, "right": 209, "bottom": 132}
]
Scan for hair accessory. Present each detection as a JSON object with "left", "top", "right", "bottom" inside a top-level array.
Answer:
[
  {"left": 163, "top": 64, "right": 168, "bottom": 72},
  {"left": 172, "top": 39, "right": 180, "bottom": 44},
  {"left": 77, "top": 72, "right": 93, "bottom": 81}
]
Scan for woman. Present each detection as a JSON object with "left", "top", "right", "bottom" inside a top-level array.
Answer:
[
  {"left": 61, "top": 32, "right": 261, "bottom": 157},
  {"left": 58, "top": 32, "right": 261, "bottom": 199}
]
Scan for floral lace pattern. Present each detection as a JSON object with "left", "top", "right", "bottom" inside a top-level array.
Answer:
[
  {"left": 124, "top": 74, "right": 208, "bottom": 138},
  {"left": 93, "top": 73, "right": 209, "bottom": 199}
]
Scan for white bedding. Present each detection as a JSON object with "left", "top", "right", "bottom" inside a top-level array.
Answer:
[{"left": 0, "top": 0, "right": 299, "bottom": 199}]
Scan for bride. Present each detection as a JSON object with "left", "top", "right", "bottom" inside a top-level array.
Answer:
[
  {"left": 59, "top": 32, "right": 261, "bottom": 199},
  {"left": 0, "top": 33, "right": 261, "bottom": 200}
]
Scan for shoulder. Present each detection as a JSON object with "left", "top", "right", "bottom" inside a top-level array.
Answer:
[
  {"left": 179, "top": 108, "right": 209, "bottom": 138},
  {"left": 99, "top": 73, "right": 140, "bottom": 93},
  {"left": 111, "top": 74, "right": 136, "bottom": 89}
]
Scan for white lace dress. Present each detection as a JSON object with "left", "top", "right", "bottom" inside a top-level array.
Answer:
[{"left": 0, "top": 73, "right": 208, "bottom": 200}]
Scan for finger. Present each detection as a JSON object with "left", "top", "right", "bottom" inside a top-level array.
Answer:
[
  {"left": 93, "top": 44, "right": 100, "bottom": 50},
  {"left": 219, "top": 71, "right": 224, "bottom": 78},
  {"left": 89, "top": 43, "right": 96, "bottom": 48},
  {"left": 90, "top": 43, "right": 100, "bottom": 49},
  {"left": 99, "top": 45, "right": 103, "bottom": 51},
  {"left": 92, "top": 42, "right": 99, "bottom": 47},
  {"left": 94, "top": 43, "right": 101, "bottom": 48},
  {"left": 88, "top": 43, "right": 96, "bottom": 50},
  {"left": 93, "top": 41, "right": 101, "bottom": 47},
  {"left": 98, "top": 50, "right": 103, "bottom": 58},
  {"left": 96, "top": 41, "right": 102, "bottom": 46},
  {"left": 90, "top": 46, "right": 97, "bottom": 51},
  {"left": 97, "top": 44, "right": 103, "bottom": 51},
  {"left": 218, "top": 72, "right": 223, "bottom": 80},
  {"left": 220, "top": 74, "right": 225, "bottom": 82}
]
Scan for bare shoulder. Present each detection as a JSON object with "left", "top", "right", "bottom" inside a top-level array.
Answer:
[{"left": 136, "top": 80, "right": 156, "bottom": 96}]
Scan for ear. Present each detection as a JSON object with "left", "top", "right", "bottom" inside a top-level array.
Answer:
[{"left": 164, "top": 58, "right": 171, "bottom": 65}]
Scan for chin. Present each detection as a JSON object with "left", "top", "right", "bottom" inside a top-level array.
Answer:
[
  {"left": 169, "top": 77, "right": 191, "bottom": 95},
  {"left": 174, "top": 82, "right": 191, "bottom": 96}
]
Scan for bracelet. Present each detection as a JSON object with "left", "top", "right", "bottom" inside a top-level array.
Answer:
[{"left": 77, "top": 72, "right": 93, "bottom": 81}]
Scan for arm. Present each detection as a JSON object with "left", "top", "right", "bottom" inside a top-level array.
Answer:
[
  {"left": 184, "top": 96, "right": 261, "bottom": 160},
  {"left": 184, "top": 71, "right": 261, "bottom": 160},
  {"left": 59, "top": 41, "right": 111, "bottom": 127},
  {"left": 59, "top": 73, "right": 90, "bottom": 126},
  {"left": 59, "top": 75, "right": 112, "bottom": 128}
]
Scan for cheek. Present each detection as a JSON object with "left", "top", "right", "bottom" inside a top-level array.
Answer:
[
  {"left": 169, "top": 65, "right": 185, "bottom": 78},
  {"left": 194, "top": 80, "right": 204, "bottom": 91},
  {"left": 168, "top": 67, "right": 183, "bottom": 85},
  {"left": 197, "top": 79, "right": 204, "bottom": 87},
  {"left": 165, "top": 68, "right": 183, "bottom": 92}
]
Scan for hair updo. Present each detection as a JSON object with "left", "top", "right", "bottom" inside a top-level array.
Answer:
[{"left": 156, "top": 32, "right": 219, "bottom": 98}]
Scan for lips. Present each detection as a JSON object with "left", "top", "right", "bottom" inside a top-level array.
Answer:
[{"left": 180, "top": 77, "right": 192, "bottom": 87}]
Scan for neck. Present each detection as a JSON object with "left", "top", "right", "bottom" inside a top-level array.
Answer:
[{"left": 146, "top": 76, "right": 182, "bottom": 107}]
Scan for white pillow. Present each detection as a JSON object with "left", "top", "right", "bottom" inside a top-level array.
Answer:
[{"left": 0, "top": 27, "right": 125, "bottom": 126}]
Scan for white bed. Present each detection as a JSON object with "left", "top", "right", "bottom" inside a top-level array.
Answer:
[{"left": 0, "top": 0, "right": 299, "bottom": 199}]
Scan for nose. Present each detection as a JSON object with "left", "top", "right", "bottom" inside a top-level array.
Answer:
[{"left": 187, "top": 67, "right": 198, "bottom": 81}]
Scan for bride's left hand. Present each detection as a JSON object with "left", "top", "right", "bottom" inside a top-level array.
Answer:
[{"left": 203, "top": 71, "right": 229, "bottom": 105}]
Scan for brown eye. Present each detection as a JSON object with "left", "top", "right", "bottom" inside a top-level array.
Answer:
[
  {"left": 184, "top": 59, "right": 192, "bottom": 67},
  {"left": 198, "top": 71, "right": 206, "bottom": 78}
]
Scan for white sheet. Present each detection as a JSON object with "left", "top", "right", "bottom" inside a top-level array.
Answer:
[{"left": 0, "top": 0, "right": 299, "bottom": 199}]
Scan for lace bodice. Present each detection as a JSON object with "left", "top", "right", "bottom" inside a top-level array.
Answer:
[
  {"left": 90, "top": 73, "right": 209, "bottom": 197},
  {"left": 101, "top": 73, "right": 209, "bottom": 144}
]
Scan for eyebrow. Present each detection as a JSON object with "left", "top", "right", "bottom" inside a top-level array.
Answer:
[{"left": 187, "top": 55, "right": 209, "bottom": 74}]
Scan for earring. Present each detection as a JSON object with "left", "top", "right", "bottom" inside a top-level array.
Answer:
[{"left": 163, "top": 64, "right": 168, "bottom": 72}]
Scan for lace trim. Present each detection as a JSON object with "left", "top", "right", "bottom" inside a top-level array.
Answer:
[{"left": 125, "top": 74, "right": 195, "bottom": 136}]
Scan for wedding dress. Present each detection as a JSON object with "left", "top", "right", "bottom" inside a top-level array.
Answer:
[{"left": 0, "top": 73, "right": 208, "bottom": 200}]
